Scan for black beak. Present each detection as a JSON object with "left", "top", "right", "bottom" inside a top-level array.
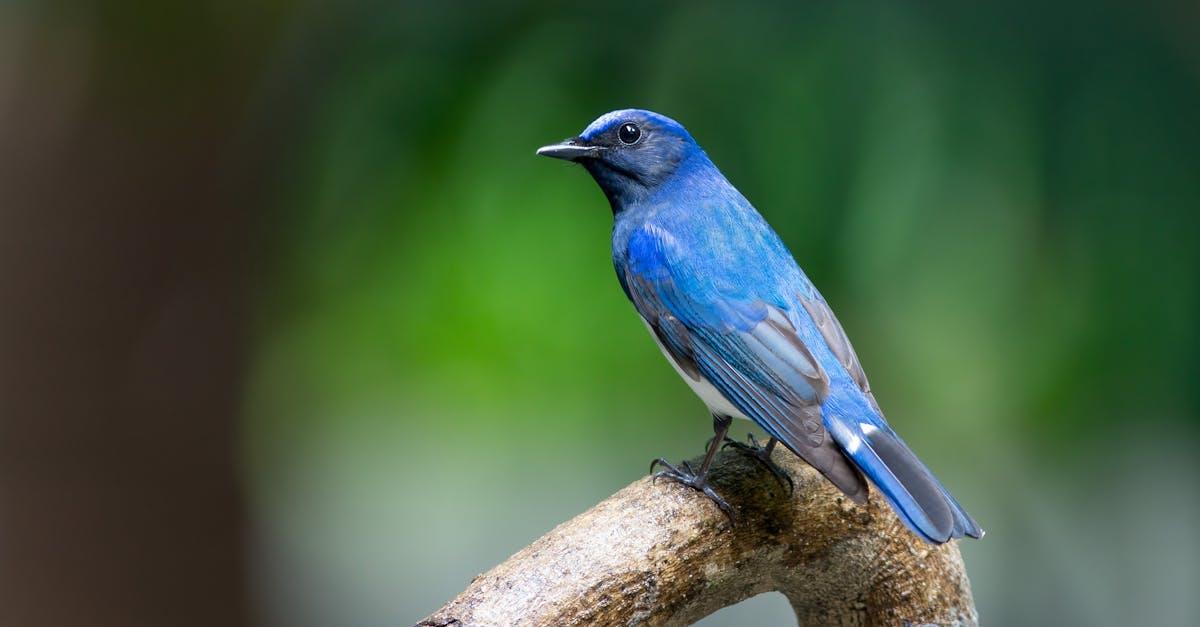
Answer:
[{"left": 536, "top": 137, "right": 603, "bottom": 161}]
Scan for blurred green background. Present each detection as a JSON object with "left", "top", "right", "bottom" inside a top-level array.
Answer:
[{"left": 4, "top": 1, "right": 1198, "bottom": 626}]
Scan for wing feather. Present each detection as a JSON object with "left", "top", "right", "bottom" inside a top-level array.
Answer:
[
  {"left": 799, "top": 294, "right": 881, "bottom": 413},
  {"left": 622, "top": 226, "right": 867, "bottom": 502}
]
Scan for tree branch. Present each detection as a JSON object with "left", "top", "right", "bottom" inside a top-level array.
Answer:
[{"left": 418, "top": 446, "right": 977, "bottom": 626}]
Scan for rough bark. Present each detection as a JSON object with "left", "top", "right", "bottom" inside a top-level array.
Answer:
[{"left": 418, "top": 447, "right": 976, "bottom": 627}]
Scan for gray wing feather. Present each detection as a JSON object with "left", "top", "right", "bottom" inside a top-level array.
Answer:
[{"left": 799, "top": 294, "right": 882, "bottom": 413}]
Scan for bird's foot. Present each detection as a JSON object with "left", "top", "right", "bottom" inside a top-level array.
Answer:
[
  {"left": 722, "top": 434, "right": 794, "bottom": 494},
  {"left": 649, "top": 458, "right": 735, "bottom": 520}
]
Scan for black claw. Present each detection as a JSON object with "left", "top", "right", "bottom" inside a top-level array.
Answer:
[
  {"left": 723, "top": 437, "right": 794, "bottom": 494},
  {"left": 647, "top": 459, "right": 736, "bottom": 521},
  {"left": 721, "top": 432, "right": 763, "bottom": 451},
  {"left": 649, "top": 457, "right": 679, "bottom": 477},
  {"left": 697, "top": 483, "right": 734, "bottom": 517}
]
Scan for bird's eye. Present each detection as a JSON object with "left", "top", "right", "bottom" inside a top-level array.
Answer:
[{"left": 617, "top": 123, "right": 641, "bottom": 145}]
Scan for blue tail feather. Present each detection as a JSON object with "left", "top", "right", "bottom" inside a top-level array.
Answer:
[{"left": 824, "top": 401, "right": 982, "bottom": 544}]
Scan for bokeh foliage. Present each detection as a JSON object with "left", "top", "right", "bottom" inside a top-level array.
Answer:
[{"left": 243, "top": 2, "right": 1200, "bottom": 625}]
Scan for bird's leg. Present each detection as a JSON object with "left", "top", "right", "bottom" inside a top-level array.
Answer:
[
  {"left": 650, "top": 415, "right": 735, "bottom": 518},
  {"left": 723, "top": 433, "right": 794, "bottom": 493}
]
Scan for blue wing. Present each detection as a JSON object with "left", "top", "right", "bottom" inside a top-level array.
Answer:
[
  {"left": 621, "top": 225, "right": 868, "bottom": 503},
  {"left": 621, "top": 224, "right": 982, "bottom": 543}
]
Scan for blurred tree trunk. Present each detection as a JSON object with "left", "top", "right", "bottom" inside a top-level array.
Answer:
[{"left": 0, "top": 4, "right": 285, "bottom": 626}]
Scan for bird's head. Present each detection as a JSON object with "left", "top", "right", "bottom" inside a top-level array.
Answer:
[{"left": 537, "top": 109, "right": 702, "bottom": 210}]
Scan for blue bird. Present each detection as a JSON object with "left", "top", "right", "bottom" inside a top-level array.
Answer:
[{"left": 537, "top": 109, "right": 982, "bottom": 544}]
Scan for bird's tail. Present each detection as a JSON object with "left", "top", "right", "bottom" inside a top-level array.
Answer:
[{"left": 825, "top": 404, "right": 983, "bottom": 544}]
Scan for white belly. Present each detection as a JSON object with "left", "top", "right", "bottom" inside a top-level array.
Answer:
[{"left": 640, "top": 318, "right": 751, "bottom": 421}]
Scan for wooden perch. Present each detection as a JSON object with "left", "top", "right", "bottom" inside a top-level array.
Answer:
[{"left": 418, "top": 446, "right": 977, "bottom": 627}]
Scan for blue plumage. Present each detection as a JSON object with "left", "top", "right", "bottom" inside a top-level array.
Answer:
[{"left": 538, "top": 109, "right": 982, "bottom": 544}]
